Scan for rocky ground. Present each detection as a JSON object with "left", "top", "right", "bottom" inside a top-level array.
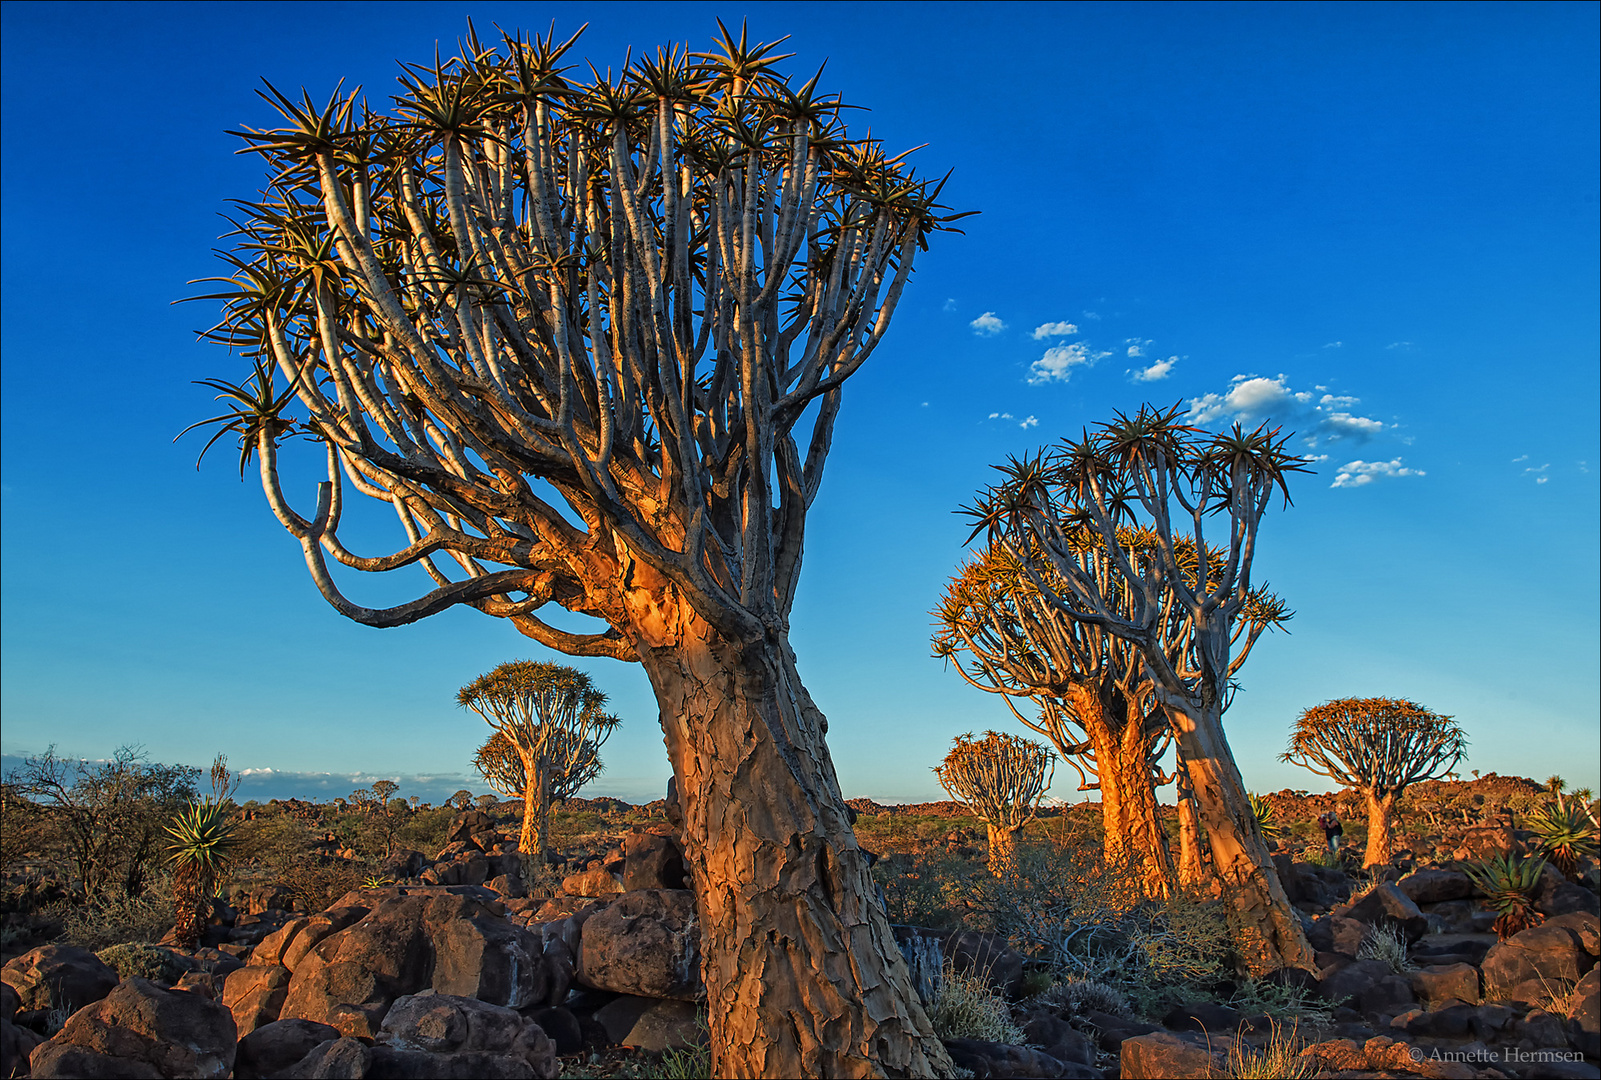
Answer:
[{"left": 0, "top": 778, "right": 1596, "bottom": 1079}]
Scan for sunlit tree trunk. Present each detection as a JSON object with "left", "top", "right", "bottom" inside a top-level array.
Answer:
[
  {"left": 517, "top": 750, "right": 551, "bottom": 861},
  {"left": 1168, "top": 703, "right": 1315, "bottom": 976},
  {"left": 632, "top": 589, "right": 952, "bottom": 1079},
  {"left": 1063, "top": 686, "right": 1174, "bottom": 897},
  {"left": 1364, "top": 789, "right": 1398, "bottom": 869},
  {"left": 1175, "top": 762, "right": 1208, "bottom": 887}
]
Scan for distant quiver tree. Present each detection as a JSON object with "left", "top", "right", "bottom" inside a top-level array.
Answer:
[
  {"left": 934, "top": 731, "right": 1054, "bottom": 875},
  {"left": 474, "top": 728, "right": 606, "bottom": 807},
  {"left": 1282, "top": 697, "right": 1467, "bottom": 868},
  {"left": 185, "top": 21, "right": 968, "bottom": 1076},
  {"left": 459, "top": 661, "right": 619, "bottom": 859},
  {"left": 966, "top": 404, "right": 1314, "bottom": 975}
]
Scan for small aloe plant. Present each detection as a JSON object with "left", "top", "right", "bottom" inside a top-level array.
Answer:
[
  {"left": 1464, "top": 853, "right": 1547, "bottom": 940},
  {"left": 165, "top": 755, "right": 241, "bottom": 950},
  {"left": 1250, "top": 793, "right": 1284, "bottom": 842},
  {"left": 1524, "top": 795, "right": 1599, "bottom": 877}
]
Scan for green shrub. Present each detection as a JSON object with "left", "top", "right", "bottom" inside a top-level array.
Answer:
[
  {"left": 1225, "top": 1019, "right": 1313, "bottom": 1079},
  {"left": 873, "top": 851, "right": 974, "bottom": 930},
  {"left": 1030, "top": 976, "right": 1132, "bottom": 1018},
  {"left": 95, "top": 943, "right": 184, "bottom": 983},
  {"left": 1231, "top": 977, "right": 1336, "bottom": 1025},
  {"left": 927, "top": 958, "right": 1024, "bottom": 1043}
]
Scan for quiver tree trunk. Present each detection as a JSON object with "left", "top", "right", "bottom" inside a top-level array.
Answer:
[
  {"left": 518, "top": 758, "right": 551, "bottom": 862},
  {"left": 985, "top": 824, "right": 1019, "bottom": 876},
  {"left": 1364, "top": 790, "right": 1399, "bottom": 869},
  {"left": 1168, "top": 704, "right": 1315, "bottom": 975},
  {"left": 1174, "top": 758, "right": 1209, "bottom": 887},
  {"left": 635, "top": 607, "right": 953, "bottom": 1079},
  {"left": 1067, "top": 686, "right": 1174, "bottom": 898}
]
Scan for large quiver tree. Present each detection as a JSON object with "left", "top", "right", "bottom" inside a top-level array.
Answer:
[
  {"left": 1283, "top": 697, "right": 1467, "bottom": 869},
  {"left": 190, "top": 23, "right": 966, "bottom": 1078},
  {"left": 966, "top": 404, "right": 1314, "bottom": 975},
  {"left": 933, "top": 543, "right": 1177, "bottom": 897}
]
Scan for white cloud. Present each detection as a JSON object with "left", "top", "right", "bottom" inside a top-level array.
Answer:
[
  {"left": 1019, "top": 415, "right": 1039, "bottom": 430},
  {"left": 1324, "top": 341, "right": 1343, "bottom": 349},
  {"left": 1028, "top": 342, "right": 1107, "bottom": 385},
  {"left": 970, "top": 312, "right": 1006, "bottom": 336},
  {"left": 1032, "top": 321, "right": 1079, "bottom": 340},
  {"left": 1386, "top": 341, "right": 1414, "bottom": 350},
  {"left": 1131, "top": 356, "right": 1177, "bottom": 382},
  {"left": 1512, "top": 454, "right": 1529, "bottom": 463},
  {"left": 1188, "top": 374, "right": 1385, "bottom": 444},
  {"left": 1331, "top": 458, "right": 1425, "bottom": 489},
  {"left": 1523, "top": 462, "right": 1551, "bottom": 485},
  {"left": 1125, "top": 337, "right": 1152, "bottom": 357},
  {"left": 942, "top": 298, "right": 957, "bottom": 312}
]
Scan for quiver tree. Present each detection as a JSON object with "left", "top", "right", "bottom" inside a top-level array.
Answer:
[
  {"left": 966, "top": 404, "right": 1314, "bottom": 975},
  {"left": 1282, "top": 697, "right": 1467, "bottom": 868},
  {"left": 459, "top": 660, "right": 620, "bottom": 858},
  {"left": 186, "top": 23, "right": 967, "bottom": 1076},
  {"left": 934, "top": 731, "right": 1054, "bottom": 874},
  {"left": 934, "top": 543, "right": 1177, "bottom": 896}
]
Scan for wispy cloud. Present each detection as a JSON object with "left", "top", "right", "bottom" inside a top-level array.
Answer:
[
  {"left": 1331, "top": 458, "right": 1425, "bottom": 489},
  {"left": 1131, "top": 356, "right": 1177, "bottom": 382},
  {"left": 1028, "top": 342, "right": 1108, "bottom": 385},
  {"left": 1523, "top": 462, "right": 1551, "bottom": 485},
  {"left": 970, "top": 312, "right": 1006, "bottom": 336},
  {"left": 1323, "top": 341, "right": 1343, "bottom": 349},
  {"left": 1187, "top": 374, "right": 1386, "bottom": 445},
  {"left": 987, "top": 411, "right": 1040, "bottom": 430},
  {"left": 1125, "top": 337, "right": 1153, "bottom": 358},
  {"left": 1031, "top": 321, "right": 1078, "bottom": 340},
  {"left": 1386, "top": 341, "right": 1414, "bottom": 350},
  {"left": 943, "top": 298, "right": 958, "bottom": 312}
]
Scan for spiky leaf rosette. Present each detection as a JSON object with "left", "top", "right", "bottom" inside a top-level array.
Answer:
[
  {"left": 1249, "top": 793, "right": 1284, "bottom": 841},
  {"left": 165, "top": 799, "right": 241, "bottom": 879},
  {"left": 1524, "top": 799, "right": 1599, "bottom": 876},
  {"left": 1464, "top": 853, "right": 1546, "bottom": 940}
]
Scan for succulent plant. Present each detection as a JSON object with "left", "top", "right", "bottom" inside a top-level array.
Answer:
[
  {"left": 1524, "top": 796, "right": 1599, "bottom": 876},
  {"left": 164, "top": 799, "right": 240, "bottom": 950},
  {"left": 1464, "top": 852, "right": 1547, "bottom": 940},
  {"left": 1250, "top": 793, "right": 1284, "bottom": 841}
]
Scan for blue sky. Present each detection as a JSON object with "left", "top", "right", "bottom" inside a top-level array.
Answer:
[{"left": 2, "top": 1, "right": 1596, "bottom": 806}]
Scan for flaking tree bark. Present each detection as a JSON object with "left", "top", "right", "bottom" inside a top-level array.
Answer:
[
  {"left": 186, "top": 22, "right": 968, "bottom": 1078},
  {"left": 966, "top": 404, "right": 1315, "bottom": 975},
  {"left": 1282, "top": 697, "right": 1466, "bottom": 869},
  {"left": 933, "top": 543, "right": 1177, "bottom": 897},
  {"left": 933, "top": 731, "right": 1054, "bottom": 875}
]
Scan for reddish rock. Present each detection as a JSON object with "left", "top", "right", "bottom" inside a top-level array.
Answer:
[
  {"left": 559, "top": 867, "right": 622, "bottom": 898},
  {"left": 1398, "top": 868, "right": 1477, "bottom": 904},
  {"left": 251, "top": 918, "right": 312, "bottom": 969},
  {"left": 1482, "top": 918, "right": 1597, "bottom": 991},
  {"left": 621, "top": 831, "right": 686, "bottom": 892},
  {"left": 375, "top": 993, "right": 556, "bottom": 1078},
  {"left": 1452, "top": 824, "right": 1520, "bottom": 862},
  {"left": 1, "top": 946, "right": 119, "bottom": 1014},
  {"left": 430, "top": 908, "right": 549, "bottom": 1008},
  {"left": 941, "top": 1037, "right": 1079, "bottom": 1078},
  {"left": 1118, "top": 1031, "right": 1226, "bottom": 1079},
  {"left": 280, "top": 907, "right": 370, "bottom": 973},
  {"left": 579, "top": 890, "right": 702, "bottom": 1001},
  {"left": 233, "top": 1018, "right": 340, "bottom": 1080},
  {"left": 1345, "top": 883, "right": 1430, "bottom": 943},
  {"left": 222, "top": 964, "right": 291, "bottom": 1036},
  {"left": 277, "top": 1036, "right": 369, "bottom": 1078},
  {"left": 28, "top": 978, "right": 235, "bottom": 1080},
  {"left": 1409, "top": 963, "right": 1481, "bottom": 1007}
]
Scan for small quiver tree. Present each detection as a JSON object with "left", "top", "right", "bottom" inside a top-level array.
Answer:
[
  {"left": 934, "top": 731, "right": 1054, "bottom": 875},
  {"left": 459, "top": 661, "right": 619, "bottom": 860},
  {"left": 1282, "top": 697, "right": 1466, "bottom": 869},
  {"left": 165, "top": 756, "right": 242, "bottom": 950}
]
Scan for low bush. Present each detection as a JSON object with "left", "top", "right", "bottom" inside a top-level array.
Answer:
[
  {"left": 927, "top": 958, "right": 1024, "bottom": 1043},
  {"left": 1029, "top": 976, "right": 1132, "bottom": 1018},
  {"left": 1356, "top": 922, "right": 1413, "bottom": 974},
  {"left": 96, "top": 942, "right": 184, "bottom": 983},
  {"left": 48, "top": 886, "right": 173, "bottom": 952}
]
